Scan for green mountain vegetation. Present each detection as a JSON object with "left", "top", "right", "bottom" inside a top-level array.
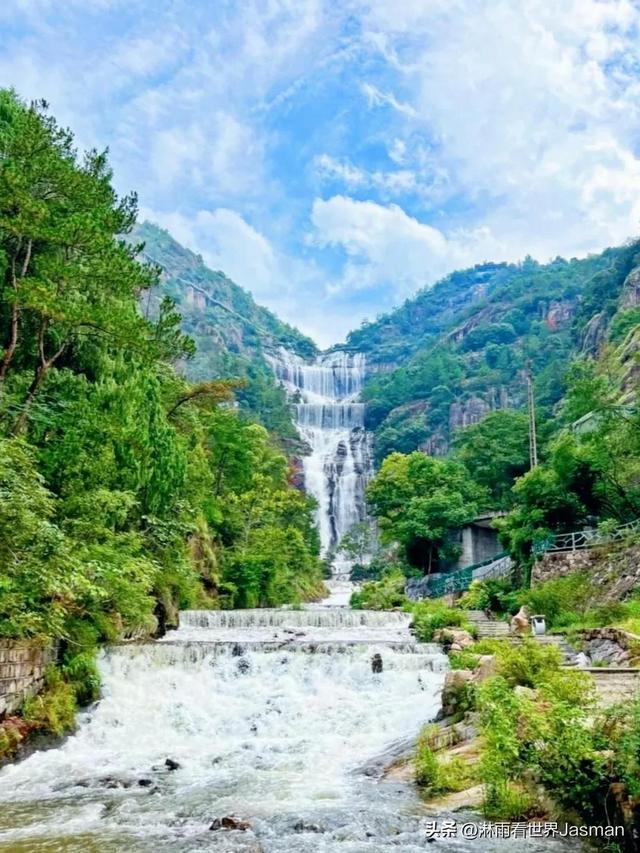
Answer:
[
  {"left": 135, "top": 221, "right": 317, "bottom": 444},
  {"left": 348, "top": 245, "right": 640, "bottom": 462},
  {"left": 0, "top": 91, "right": 324, "bottom": 711}
]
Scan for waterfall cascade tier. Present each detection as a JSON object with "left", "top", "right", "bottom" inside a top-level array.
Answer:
[
  {"left": 0, "top": 607, "right": 448, "bottom": 852},
  {"left": 0, "top": 607, "right": 583, "bottom": 851},
  {"left": 267, "top": 349, "right": 373, "bottom": 574}
]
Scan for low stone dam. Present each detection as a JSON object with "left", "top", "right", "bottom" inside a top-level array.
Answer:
[{"left": 0, "top": 606, "right": 586, "bottom": 851}]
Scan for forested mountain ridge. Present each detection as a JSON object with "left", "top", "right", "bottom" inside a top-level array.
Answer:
[
  {"left": 134, "top": 221, "right": 317, "bottom": 442},
  {"left": 346, "top": 243, "right": 640, "bottom": 461}
]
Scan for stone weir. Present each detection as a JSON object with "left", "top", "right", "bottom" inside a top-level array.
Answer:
[{"left": 147, "top": 608, "right": 447, "bottom": 670}]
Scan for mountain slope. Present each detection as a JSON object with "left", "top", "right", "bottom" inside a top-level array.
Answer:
[
  {"left": 134, "top": 221, "right": 317, "bottom": 441},
  {"left": 345, "top": 241, "right": 640, "bottom": 461}
]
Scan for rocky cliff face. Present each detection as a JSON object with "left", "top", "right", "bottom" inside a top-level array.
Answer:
[{"left": 351, "top": 242, "right": 640, "bottom": 461}]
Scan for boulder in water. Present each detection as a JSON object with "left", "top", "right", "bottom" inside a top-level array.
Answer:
[
  {"left": 371, "top": 653, "right": 383, "bottom": 673},
  {"left": 210, "top": 815, "right": 251, "bottom": 831},
  {"left": 293, "top": 819, "right": 324, "bottom": 832},
  {"left": 165, "top": 758, "right": 180, "bottom": 771}
]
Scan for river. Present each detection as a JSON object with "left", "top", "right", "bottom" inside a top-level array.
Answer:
[{"left": 0, "top": 348, "right": 586, "bottom": 850}]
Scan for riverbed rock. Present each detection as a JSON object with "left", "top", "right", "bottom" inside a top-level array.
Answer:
[
  {"left": 433, "top": 629, "right": 474, "bottom": 650},
  {"left": 293, "top": 819, "right": 324, "bottom": 832},
  {"left": 371, "top": 653, "right": 383, "bottom": 673},
  {"left": 441, "top": 669, "right": 474, "bottom": 716},
  {"left": 472, "top": 654, "right": 497, "bottom": 683},
  {"left": 210, "top": 815, "right": 251, "bottom": 831},
  {"left": 165, "top": 758, "right": 181, "bottom": 771}
]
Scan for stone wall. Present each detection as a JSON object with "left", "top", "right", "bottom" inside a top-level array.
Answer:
[
  {"left": 0, "top": 640, "right": 58, "bottom": 717},
  {"left": 532, "top": 542, "right": 640, "bottom": 602}
]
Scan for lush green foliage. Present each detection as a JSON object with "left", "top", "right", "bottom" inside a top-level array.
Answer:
[
  {"left": 21, "top": 666, "right": 77, "bottom": 737},
  {"left": 350, "top": 569, "right": 407, "bottom": 610},
  {"left": 136, "top": 221, "right": 316, "bottom": 443},
  {"left": 476, "top": 642, "right": 605, "bottom": 820},
  {"left": 0, "top": 91, "right": 323, "bottom": 664},
  {"left": 411, "top": 599, "right": 472, "bottom": 642},
  {"left": 498, "top": 361, "right": 640, "bottom": 566},
  {"left": 415, "top": 725, "right": 477, "bottom": 795},
  {"left": 351, "top": 245, "right": 640, "bottom": 461},
  {"left": 367, "top": 451, "right": 485, "bottom": 571},
  {"left": 457, "top": 578, "right": 515, "bottom": 614},
  {"left": 451, "top": 410, "right": 531, "bottom": 509}
]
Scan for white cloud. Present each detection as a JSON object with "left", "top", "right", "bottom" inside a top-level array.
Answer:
[
  {"left": 142, "top": 208, "right": 281, "bottom": 298},
  {"left": 310, "top": 195, "right": 506, "bottom": 296},
  {"left": 359, "top": 0, "right": 640, "bottom": 257},
  {"left": 360, "top": 81, "right": 417, "bottom": 117}
]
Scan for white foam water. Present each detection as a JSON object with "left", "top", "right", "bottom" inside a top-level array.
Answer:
[
  {"left": 0, "top": 606, "right": 447, "bottom": 852},
  {"left": 267, "top": 348, "right": 373, "bottom": 563},
  {"left": 0, "top": 606, "right": 586, "bottom": 852}
]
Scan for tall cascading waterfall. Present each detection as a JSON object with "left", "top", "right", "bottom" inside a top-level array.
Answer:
[{"left": 268, "top": 349, "right": 374, "bottom": 600}]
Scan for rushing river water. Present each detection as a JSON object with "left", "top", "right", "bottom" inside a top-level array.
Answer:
[
  {"left": 0, "top": 351, "right": 586, "bottom": 851},
  {"left": 0, "top": 606, "right": 586, "bottom": 852}
]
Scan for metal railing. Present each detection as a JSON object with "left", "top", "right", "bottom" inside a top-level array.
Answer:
[
  {"left": 424, "top": 551, "right": 512, "bottom": 598},
  {"left": 535, "top": 518, "right": 640, "bottom": 554}
]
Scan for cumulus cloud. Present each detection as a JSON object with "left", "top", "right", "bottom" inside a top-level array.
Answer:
[
  {"left": 359, "top": 0, "right": 640, "bottom": 256},
  {"left": 310, "top": 195, "right": 506, "bottom": 297},
  {"left": 3, "top": 0, "right": 640, "bottom": 345}
]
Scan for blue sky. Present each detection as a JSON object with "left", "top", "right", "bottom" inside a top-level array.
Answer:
[{"left": 2, "top": 1, "right": 640, "bottom": 346}]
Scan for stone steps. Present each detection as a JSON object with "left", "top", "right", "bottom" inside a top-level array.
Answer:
[
  {"left": 587, "top": 668, "right": 640, "bottom": 706},
  {"left": 465, "top": 611, "right": 511, "bottom": 639}
]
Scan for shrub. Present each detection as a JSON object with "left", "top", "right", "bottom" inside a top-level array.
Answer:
[
  {"left": 483, "top": 782, "right": 538, "bottom": 821},
  {"left": 518, "top": 573, "right": 594, "bottom": 629},
  {"left": 476, "top": 653, "right": 604, "bottom": 821},
  {"left": 22, "top": 668, "right": 77, "bottom": 737},
  {"left": 350, "top": 569, "right": 407, "bottom": 610},
  {"left": 415, "top": 726, "right": 477, "bottom": 795},
  {"left": 448, "top": 649, "right": 481, "bottom": 670},
  {"left": 607, "top": 696, "right": 640, "bottom": 798},
  {"left": 493, "top": 639, "right": 563, "bottom": 689},
  {"left": 412, "top": 600, "right": 472, "bottom": 642},
  {"left": 458, "top": 578, "right": 515, "bottom": 615}
]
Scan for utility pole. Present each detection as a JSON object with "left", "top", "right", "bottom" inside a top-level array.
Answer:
[{"left": 526, "top": 365, "right": 538, "bottom": 469}]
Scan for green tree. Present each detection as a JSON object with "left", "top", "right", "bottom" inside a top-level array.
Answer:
[
  {"left": 452, "top": 410, "right": 531, "bottom": 509},
  {"left": 367, "top": 451, "right": 485, "bottom": 573}
]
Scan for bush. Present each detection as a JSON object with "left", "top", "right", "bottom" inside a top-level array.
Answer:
[
  {"left": 518, "top": 573, "right": 595, "bottom": 629},
  {"left": 458, "top": 578, "right": 515, "bottom": 615},
  {"left": 448, "top": 649, "right": 481, "bottom": 670},
  {"left": 476, "top": 653, "right": 604, "bottom": 821},
  {"left": 415, "top": 726, "right": 477, "bottom": 795},
  {"left": 606, "top": 696, "right": 640, "bottom": 798},
  {"left": 21, "top": 668, "right": 77, "bottom": 737},
  {"left": 493, "top": 638, "right": 563, "bottom": 689},
  {"left": 350, "top": 570, "right": 407, "bottom": 610},
  {"left": 483, "top": 782, "right": 538, "bottom": 821},
  {"left": 412, "top": 599, "right": 472, "bottom": 642}
]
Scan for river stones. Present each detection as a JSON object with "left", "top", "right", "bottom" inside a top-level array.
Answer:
[
  {"left": 210, "top": 815, "right": 252, "bottom": 831},
  {"left": 293, "top": 819, "right": 324, "bottom": 832},
  {"left": 165, "top": 757, "right": 180, "bottom": 771},
  {"left": 371, "top": 653, "right": 383, "bottom": 673},
  {"left": 441, "top": 669, "right": 474, "bottom": 716}
]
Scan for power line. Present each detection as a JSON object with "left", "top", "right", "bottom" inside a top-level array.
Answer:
[{"left": 526, "top": 366, "right": 538, "bottom": 469}]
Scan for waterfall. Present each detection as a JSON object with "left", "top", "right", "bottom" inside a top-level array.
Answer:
[{"left": 267, "top": 348, "right": 373, "bottom": 584}]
